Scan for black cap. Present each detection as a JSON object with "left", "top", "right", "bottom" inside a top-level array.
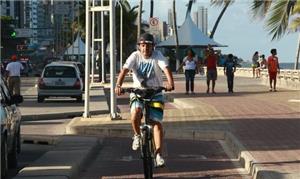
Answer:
[{"left": 138, "top": 33, "right": 154, "bottom": 44}]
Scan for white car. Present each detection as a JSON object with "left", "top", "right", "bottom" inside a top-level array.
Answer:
[{"left": 37, "top": 62, "right": 83, "bottom": 103}]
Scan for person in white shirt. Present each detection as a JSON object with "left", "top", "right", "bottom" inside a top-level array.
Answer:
[
  {"left": 176, "top": 48, "right": 198, "bottom": 94},
  {"left": 115, "top": 33, "right": 174, "bottom": 167},
  {"left": 5, "top": 55, "right": 23, "bottom": 95}
]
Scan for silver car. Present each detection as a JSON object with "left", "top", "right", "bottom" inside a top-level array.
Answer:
[
  {"left": 37, "top": 63, "right": 83, "bottom": 103},
  {"left": 1, "top": 78, "right": 23, "bottom": 178}
]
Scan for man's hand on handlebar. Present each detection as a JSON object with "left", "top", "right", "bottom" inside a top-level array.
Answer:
[
  {"left": 115, "top": 85, "right": 123, "bottom": 96},
  {"left": 165, "top": 83, "right": 174, "bottom": 91}
]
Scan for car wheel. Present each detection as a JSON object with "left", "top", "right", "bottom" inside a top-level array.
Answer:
[
  {"left": 37, "top": 96, "right": 44, "bottom": 103},
  {"left": 76, "top": 95, "right": 83, "bottom": 103},
  {"left": 8, "top": 135, "right": 18, "bottom": 168},
  {"left": 1, "top": 136, "right": 8, "bottom": 179}
]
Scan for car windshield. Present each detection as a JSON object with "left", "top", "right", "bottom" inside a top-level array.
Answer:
[{"left": 44, "top": 66, "right": 76, "bottom": 78}]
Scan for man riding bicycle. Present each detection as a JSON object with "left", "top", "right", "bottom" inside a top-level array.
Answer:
[{"left": 115, "top": 33, "right": 174, "bottom": 167}]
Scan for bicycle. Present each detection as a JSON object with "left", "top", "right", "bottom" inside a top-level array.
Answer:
[{"left": 122, "top": 87, "right": 166, "bottom": 179}]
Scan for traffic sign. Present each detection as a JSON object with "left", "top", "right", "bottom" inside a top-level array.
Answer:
[{"left": 149, "top": 17, "right": 159, "bottom": 27}]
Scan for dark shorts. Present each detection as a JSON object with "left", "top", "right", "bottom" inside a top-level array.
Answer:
[
  {"left": 206, "top": 69, "right": 217, "bottom": 81},
  {"left": 269, "top": 71, "right": 277, "bottom": 80}
]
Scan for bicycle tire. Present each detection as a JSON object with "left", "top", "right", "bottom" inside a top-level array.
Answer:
[{"left": 141, "top": 130, "right": 153, "bottom": 179}]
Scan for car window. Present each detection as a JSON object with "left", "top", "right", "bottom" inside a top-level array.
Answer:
[{"left": 44, "top": 66, "right": 77, "bottom": 78}]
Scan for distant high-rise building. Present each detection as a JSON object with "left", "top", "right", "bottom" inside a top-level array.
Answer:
[
  {"left": 192, "top": 6, "right": 208, "bottom": 35},
  {"left": 168, "top": 9, "right": 173, "bottom": 28}
]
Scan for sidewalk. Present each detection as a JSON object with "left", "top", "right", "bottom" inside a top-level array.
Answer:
[
  {"left": 67, "top": 74, "right": 300, "bottom": 179},
  {"left": 16, "top": 75, "right": 300, "bottom": 179}
]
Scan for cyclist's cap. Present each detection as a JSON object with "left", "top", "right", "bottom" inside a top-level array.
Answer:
[
  {"left": 138, "top": 33, "right": 154, "bottom": 44},
  {"left": 11, "top": 55, "right": 17, "bottom": 61}
]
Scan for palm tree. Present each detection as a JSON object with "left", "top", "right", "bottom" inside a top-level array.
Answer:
[
  {"left": 251, "top": 0, "right": 299, "bottom": 69},
  {"left": 209, "top": 0, "right": 234, "bottom": 39},
  {"left": 173, "top": 0, "right": 180, "bottom": 69},
  {"left": 186, "top": 0, "right": 197, "bottom": 18},
  {"left": 150, "top": 0, "right": 154, "bottom": 18},
  {"left": 137, "top": 0, "right": 143, "bottom": 42}
]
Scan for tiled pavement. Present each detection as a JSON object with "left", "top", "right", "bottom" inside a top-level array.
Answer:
[{"left": 68, "top": 74, "right": 300, "bottom": 178}]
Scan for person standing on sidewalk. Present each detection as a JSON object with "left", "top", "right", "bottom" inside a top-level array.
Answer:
[
  {"left": 204, "top": 46, "right": 218, "bottom": 94},
  {"left": 5, "top": 55, "right": 23, "bottom": 95},
  {"left": 267, "top": 49, "right": 280, "bottom": 92},
  {"left": 176, "top": 48, "right": 198, "bottom": 95},
  {"left": 224, "top": 54, "right": 236, "bottom": 93},
  {"left": 115, "top": 33, "right": 174, "bottom": 167},
  {"left": 252, "top": 51, "right": 259, "bottom": 78}
]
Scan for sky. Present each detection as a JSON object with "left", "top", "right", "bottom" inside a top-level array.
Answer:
[{"left": 130, "top": 0, "right": 299, "bottom": 63}]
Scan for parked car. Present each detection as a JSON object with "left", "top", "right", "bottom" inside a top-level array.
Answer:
[
  {"left": 51, "top": 61, "right": 85, "bottom": 90},
  {"left": 37, "top": 62, "right": 83, "bottom": 103},
  {"left": 1, "top": 78, "right": 23, "bottom": 179}
]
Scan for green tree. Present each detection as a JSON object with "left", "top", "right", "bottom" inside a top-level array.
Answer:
[{"left": 251, "top": 0, "right": 297, "bottom": 40}]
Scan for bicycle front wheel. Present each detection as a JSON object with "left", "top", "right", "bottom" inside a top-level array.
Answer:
[{"left": 141, "top": 130, "right": 154, "bottom": 179}]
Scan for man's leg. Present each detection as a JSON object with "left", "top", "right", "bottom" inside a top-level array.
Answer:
[
  {"left": 15, "top": 77, "right": 21, "bottom": 95},
  {"left": 8, "top": 77, "right": 14, "bottom": 95},
  {"left": 212, "top": 80, "right": 216, "bottom": 93},
  {"left": 274, "top": 77, "right": 277, "bottom": 91},
  {"left": 152, "top": 121, "right": 163, "bottom": 154},
  {"left": 131, "top": 108, "right": 142, "bottom": 135}
]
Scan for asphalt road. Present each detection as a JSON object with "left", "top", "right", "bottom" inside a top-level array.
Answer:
[{"left": 78, "top": 137, "right": 251, "bottom": 179}]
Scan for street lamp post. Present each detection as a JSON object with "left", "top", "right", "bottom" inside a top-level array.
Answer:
[{"left": 117, "top": 0, "right": 123, "bottom": 72}]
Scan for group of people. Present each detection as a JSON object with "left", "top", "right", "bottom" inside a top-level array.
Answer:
[
  {"left": 252, "top": 49, "right": 280, "bottom": 91},
  {"left": 251, "top": 51, "right": 267, "bottom": 78},
  {"left": 176, "top": 46, "right": 237, "bottom": 94}
]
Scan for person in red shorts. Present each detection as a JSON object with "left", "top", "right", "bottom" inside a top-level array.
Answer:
[
  {"left": 267, "top": 49, "right": 280, "bottom": 92},
  {"left": 204, "top": 46, "right": 218, "bottom": 94}
]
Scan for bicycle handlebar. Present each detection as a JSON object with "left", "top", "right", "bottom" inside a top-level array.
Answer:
[{"left": 121, "top": 87, "right": 166, "bottom": 98}]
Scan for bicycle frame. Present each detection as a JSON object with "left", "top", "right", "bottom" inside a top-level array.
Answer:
[{"left": 122, "top": 87, "right": 165, "bottom": 179}]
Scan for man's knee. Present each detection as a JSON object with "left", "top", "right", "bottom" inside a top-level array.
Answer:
[{"left": 131, "top": 107, "right": 143, "bottom": 121}]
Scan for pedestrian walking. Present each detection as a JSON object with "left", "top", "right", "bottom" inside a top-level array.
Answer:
[
  {"left": 224, "top": 54, "right": 236, "bottom": 93},
  {"left": 252, "top": 51, "right": 259, "bottom": 78},
  {"left": 204, "top": 46, "right": 218, "bottom": 94},
  {"left": 176, "top": 48, "right": 198, "bottom": 95},
  {"left": 5, "top": 55, "right": 24, "bottom": 95},
  {"left": 267, "top": 49, "right": 280, "bottom": 92}
]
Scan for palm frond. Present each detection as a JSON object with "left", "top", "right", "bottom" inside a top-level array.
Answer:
[
  {"left": 289, "top": 17, "right": 300, "bottom": 31},
  {"left": 211, "top": 0, "right": 234, "bottom": 7},
  {"left": 265, "top": 0, "right": 290, "bottom": 40},
  {"left": 292, "top": 0, "right": 300, "bottom": 14},
  {"left": 251, "top": 0, "right": 272, "bottom": 20}
]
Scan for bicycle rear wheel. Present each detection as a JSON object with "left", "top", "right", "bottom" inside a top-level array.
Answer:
[{"left": 141, "top": 130, "right": 154, "bottom": 179}]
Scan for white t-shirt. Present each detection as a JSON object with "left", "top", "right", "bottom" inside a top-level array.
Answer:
[
  {"left": 183, "top": 56, "right": 197, "bottom": 70},
  {"left": 6, "top": 61, "right": 24, "bottom": 77},
  {"left": 123, "top": 50, "right": 168, "bottom": 88}
]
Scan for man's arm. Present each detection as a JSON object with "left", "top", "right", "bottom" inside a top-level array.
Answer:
[
  {"left": 115, "top": 68, "right": 129, "bottom": 95},
  {"left": 163, "top": 66, "right": 174, "bottom": 91}
]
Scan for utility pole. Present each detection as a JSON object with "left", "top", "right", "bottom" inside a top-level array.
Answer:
[{"left": 137, "top": 0, "right": 142, "bottom": 42}]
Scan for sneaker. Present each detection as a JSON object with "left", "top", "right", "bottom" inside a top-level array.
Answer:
[
  {"left": 155, "top": 153, "right": 165, "bottom": 167},
  {"left": 132, "top": 134, "right": 140, "bottom": 151}
]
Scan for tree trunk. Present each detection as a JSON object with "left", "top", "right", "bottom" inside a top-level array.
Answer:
[
  {"left": 137, "top": 0, "right": 143, "bottom": 42},
  {"left": 173, "top": 0, "right": 180, "bottom": 69},
  {"left": 150, "top": 0, "right": 154, "bottom": 18},
  {"left": 209, "top": 3, "right": 229, "bottom": 39},
  {"left": 186, "top": 0, "right": 194, "bottom": 19},
  {"left": 295, "top": 33, "right": 300, "bottom": 70}
]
